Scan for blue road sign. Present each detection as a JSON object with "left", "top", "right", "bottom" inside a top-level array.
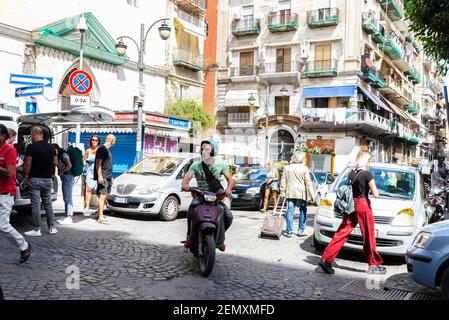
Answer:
[
  {"left": 15, "top": 86, "right": 44, "bottom": 97},
  {"left": 25, "top": 101, "right": 37, "bottom": 114},
  {"left": 10, "top": 73, "right": 53, "bottom": 88}
]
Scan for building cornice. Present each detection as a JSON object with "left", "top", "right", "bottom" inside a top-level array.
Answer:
[
  {"left": 263, "top": 41, "right": 302, "bottom": 47},
  {"left": 0, "top": 23, "right": 31, "bottom": 41},
  {"left": 308, "top": 37, "right": 343, "bottom": 44}
]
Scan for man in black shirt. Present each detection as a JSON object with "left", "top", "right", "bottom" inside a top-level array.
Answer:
[
  {"left": 20, "top": 126, "right": 58, "bottom": 236},
  {"left": 94, "top": 134, "right": 116, "bottom": 224}
]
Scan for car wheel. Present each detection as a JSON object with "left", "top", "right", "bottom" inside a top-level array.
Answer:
[
  {"left": 158, "top": 196, "right": 179, "bottom": 221},
  {"left": 315, "top": 193, "right": 321, "bottom": 207},
  {"left": 441, "top": 266, "right": 449, "bottom": 299},
  {"left": 313, "top": 234, "right": 326, "bottom": 252}
]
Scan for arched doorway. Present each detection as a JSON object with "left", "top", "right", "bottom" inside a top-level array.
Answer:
[{"left": 269, "top": 129, "right": 295, "bottom": 162}]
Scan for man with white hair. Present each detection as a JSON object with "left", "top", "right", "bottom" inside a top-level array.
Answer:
[{"left": 280, "top": 152, "right": 315, "bottom": 238}]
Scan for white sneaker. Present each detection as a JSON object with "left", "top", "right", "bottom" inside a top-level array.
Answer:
[
  {"left": 57, "top": 216, "right": 73, "bottom": 225},
  {"left": 25, "top": 229, "right": 42, "bottom": 237},
  {"left": 49, "top": 227, "right": 58, "bottom": 235}
]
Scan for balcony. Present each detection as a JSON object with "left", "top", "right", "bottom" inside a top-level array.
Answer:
[
  {"left": 379, "top": 75, "right": 408, "bottom": 105},
  {"left": 176, "top": 8, "right": 205, "bottom": 30},
  {"left": 380, "top": 0, "right": 404, "bottom": 22},
  {"left": 228, "top": 112, "right": 254, "bottom": 128},
  {"left": 406, "top": 104, "right": 419, "bottom": 115},
  {"left": 421, "top": 105, "right": 436, "bottom": 119},
  {"left": 362, "top": 13, "right": 379, "bottom": 34},
  {"left": 258, "top": 61, "right": 301, "bottom": 85},
  {"left": 307, "top": 8, "right": 340, "bottom": 28},
  {"left": 172, "top": 48, "right": 203, "bottom": 72},
  {"left": 268, "top": 13, "right": 299, "bottom": 32},
  {"left": 422, "top": 80, "right": 437, "bottom": 98},
  {"left": 372, "top": 25, "right": 386, "bottom": 44},
  {"left": 405, "top": 69, "right": 421, "bottom": 85},
  {"left": 379, "top": 34, "right": 403, "bottom": 60},
  {"left": 230, "top": 65, "right": 259, "bottom": 77},
  {"left": 231, "top": 18, "right": 260, "bottom": 37},
  {"left": 304, "top": 59, "right": 337, "bottom": 78},
  {"left": 175, "top": 0, "right": 207, "bottom": 14},
  {"left": 362, "top": 67, "right": 385, "bottom": 88},
  {"left": 406, "top": 34, "right": 421, "bottom": 53},
  {"left": 394, "top": 46, "right": 413, "bottom": 72}
]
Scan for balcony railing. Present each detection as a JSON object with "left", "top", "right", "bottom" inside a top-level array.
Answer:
[
  {"left": 172, "top": 48, "right": 203, "bottom": 72},
  {"left": 259, "top": 61, "right": 301, "bottom": 74},
  {"left": 307, "top": 8, "right": 340, "bottom": 28},
  {"left": 383, "top": 75, "right": 402, "bottom": 94},
  {"left": 305, "top": 59, "right": 338, "bottom": 78},
  {"left": 230, "top": 65, "right": 259, "bottom": 77},
  {"left": 372, "top": 24, "right": 386, "bottom": 44},
  {"left": 423, "top": 80, "right": 437, "bottom": 95},
  {"left": 380, "top": 0, "right": 404, "bottom": 22},
  {"left": 380, "top": 33, "right": 403, "bottom": 60},
  {"left": 267, "top": 13, "right": 299, "bottom": 32},
  {"left": 362, "top": 67, "right": 385, "bottom": 88},
  {"left": 406, "top": 104, "right": 419, "bottom": 115},
  {"left": 175, "top": 0, "right": 207, "bottom": 12},
  {"left": 362, "top": 13, "right": 379, "bottom": 34},
  {"left": 346, "top": 110, "right": 392, "bottom": 131},
  {"left": 231, "top": 18, "right": 260, "bottom": 37},
  {"left": 228, "top": 113, "right": 253, "bottom": 125},
  {"left": 405, "top": 69, "right": 421, "bottom": 85},
  {"left": 175, "top": 8, "right": 205, "bottom": 29}
]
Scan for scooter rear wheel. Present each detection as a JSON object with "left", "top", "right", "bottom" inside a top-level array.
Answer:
[{"left": 198, "top": 234, "right": 216, "bottom": 277}]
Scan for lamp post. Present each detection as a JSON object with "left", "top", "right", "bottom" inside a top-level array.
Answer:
[
  {"left": 116, "top": 19, "right": 171, "bottom": 163},
  {"left": 248, "top": 86, "right": 289, "bottom": 166}
]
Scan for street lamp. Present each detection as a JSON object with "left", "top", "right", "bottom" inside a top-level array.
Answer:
[
  {"left": 116, "top": 19, "right": 171, "bottom": 162},
  {"left": 248, "top": 86, "right": 289, "bottom": 166}
]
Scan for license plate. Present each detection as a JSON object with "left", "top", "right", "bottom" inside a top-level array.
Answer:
[
  {"left": 351, "top": 227, "right": 378, "bottom": 238},
  {"left": 114, "top": 196, "right": 127, "bottom": 204}
]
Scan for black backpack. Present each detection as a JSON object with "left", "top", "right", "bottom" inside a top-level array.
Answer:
[{"left": 334, "top": 170, "right": 363, "bottom": 216}]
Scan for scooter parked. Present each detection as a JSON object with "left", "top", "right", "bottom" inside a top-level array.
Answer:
[
  {"left": 187, "top": 187, "right": 226, "bottom": 277},
  {"left": 426, "top": 187, "right": 449, "bottom": 224}
]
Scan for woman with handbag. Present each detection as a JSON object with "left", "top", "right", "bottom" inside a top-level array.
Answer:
[
  {"left": 260, "top": 160, "right": 280, "bottom": 213},
  {"left": 318, "top": 150, "right": 386, "bottom": 275}
]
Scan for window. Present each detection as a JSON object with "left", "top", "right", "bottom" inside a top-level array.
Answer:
[
  {"left": 275, "top": 96, "right": 290, "bottom": 114},
  {"left": 314, "top": 44, "right": 332, "bottom": 70},
  {"left": 177, "top": 160, "right": 193, "bottom": 180},
  {"left": 239, "top": 51, "right": 254, "bottom": 76},
  {"left": 276, "top": 48, "right": 291, "bottom": 72},
  {"left": 242, "top": 5, "right": 254, "bottom": 20},
  {"left": 316, "top": 98, "right": 328, "bottom": 108},
  {"left": 126, "top": 0, "right": 138, "bottom": 7},
  {"left": 279, "top": 0, "right": 291, "bottom": 23}
]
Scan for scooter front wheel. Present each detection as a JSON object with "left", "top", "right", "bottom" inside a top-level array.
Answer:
[{"left": 198, "top": 234, "right": 216, "bottom": 277}]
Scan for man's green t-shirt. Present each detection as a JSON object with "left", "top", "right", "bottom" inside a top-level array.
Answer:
[{"left": 188, "top": 159, "right": 229, "bottom": 191}]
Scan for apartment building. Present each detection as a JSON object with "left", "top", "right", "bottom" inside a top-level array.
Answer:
[{"left": 215, "top": 0, "right": 445, "bottom": 173}]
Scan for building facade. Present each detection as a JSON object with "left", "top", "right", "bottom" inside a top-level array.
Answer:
[{"left": 215, "top": 0, "right": 446, "bottom": 172}]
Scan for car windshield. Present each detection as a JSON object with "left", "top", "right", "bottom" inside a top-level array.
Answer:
[
  {"left": 233, "top": 168, "right": 267, "bottom": 181},
  {"left": 315, "top": 173, "right": 327, "bottom": 184},
  {"left": 128, "top": 156, "right": 184, "bottom": 176},
  {"left": 333, "top": 167, "right": 416, "bottom": 200}
]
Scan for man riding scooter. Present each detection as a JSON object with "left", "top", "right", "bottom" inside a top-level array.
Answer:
[{"left": 181, "top": 138, "right": 235, "bottom": 251}]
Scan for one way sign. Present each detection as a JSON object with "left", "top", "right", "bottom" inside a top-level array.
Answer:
[
  {"left": 10, "top": 73, "right": 53, "bottom": 88},
  {"left": 15, "top": 86, "right": 44, "bottom": 97}
]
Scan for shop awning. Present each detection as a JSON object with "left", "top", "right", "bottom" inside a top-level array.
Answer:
[
  {"left": 302, "top": 85, "right": 356, "bottom": 98},
  {"left": 223, "top": 89, "right": 258, "bottom": 107},
  {"left": 358, "top": 86, "right": 392, "bottom": 113}
]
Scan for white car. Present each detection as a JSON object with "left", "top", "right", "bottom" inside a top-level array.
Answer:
[
  {"left": 313, "top": 163, "right": 430, "bottom": 256},
  {"left": 107, "top": 153, "right": 230, "bottom": 221}
]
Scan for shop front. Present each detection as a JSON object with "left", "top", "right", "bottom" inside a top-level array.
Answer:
[{"left": 305, "top": 139, "right": 335, "bottom": 174}]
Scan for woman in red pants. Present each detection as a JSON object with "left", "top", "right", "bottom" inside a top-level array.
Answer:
[{"left": 318, "top": 150, "right": 386, "bottom": 275}]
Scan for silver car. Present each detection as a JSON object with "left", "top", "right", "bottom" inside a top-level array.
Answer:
[{"left": 107, "top": 153, "right": 230, "bottom": 221}]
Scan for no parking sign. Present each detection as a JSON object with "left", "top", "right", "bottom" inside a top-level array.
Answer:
[{"left": 69, "top": 70, "right": 93, "bottom": 95}]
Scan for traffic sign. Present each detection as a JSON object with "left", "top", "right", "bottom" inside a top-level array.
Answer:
[
  {"left": 69, "top": 70, "right": 93, "bottom": 95},
  {"left": 25, "top": 101, "right": 37, "bottom": 114},
  {"left": 15, "top": 86, "right": 44, "bottom": 97},
  {"left": 10, "top": 73, "right": 53, "bottom": 87},
  {"left": 70, "top": 95, "right": 91, "bottom": 106}
]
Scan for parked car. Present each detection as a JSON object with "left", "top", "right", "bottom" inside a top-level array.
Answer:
[
  {"left": 313, "top": 163, "right": 429, "bottom": 256},
  {"left": 107, "top": 153, "right": 230, "bottom": 221},
  {"left": 406, "top": 220, "right": 449, "bottom": 299},
  {"left": 12, "top": 106, "right": 114, "bottom": 214},
  {"left": 231, "top": 167, "right": 267, "bottom": 210}
]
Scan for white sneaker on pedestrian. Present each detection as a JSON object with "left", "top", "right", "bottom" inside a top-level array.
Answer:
[
  {"left": 49, "top": 227, "right": 58, "bottom": 235},
  {"left": 25, "top": 229, "right": 42, "bottom": 237},
  {"left": 57, "top": 216, "right": 73, "bottom": 225}
]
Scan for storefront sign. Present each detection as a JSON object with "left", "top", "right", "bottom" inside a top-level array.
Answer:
[
  {"left": 145, "top": 113, "right": 190, "bottom": 129},
  {"left": 145, "top": 114, "right": 168, "bottom": 124},
  {"left": 114, "top": 112, "right": 137, "bottom": 122},
  {"left": 168, "top": 118, "right": 189, "bottom": 129}
]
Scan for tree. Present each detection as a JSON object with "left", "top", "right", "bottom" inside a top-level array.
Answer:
[
  {"left": 165, "top": 99, "right": 213, "bottom": 136},
  {"left": 404, "top": 0, "right": 449, "bottom": 75}
]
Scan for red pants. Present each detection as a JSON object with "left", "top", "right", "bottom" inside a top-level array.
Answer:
[{"left": 321, "top": 198, "right": 383, "bottom": 266}]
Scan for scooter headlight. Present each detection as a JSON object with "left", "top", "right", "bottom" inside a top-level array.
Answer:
[{"left": 204, "top": 194, "right": 217, "bottom": 202}]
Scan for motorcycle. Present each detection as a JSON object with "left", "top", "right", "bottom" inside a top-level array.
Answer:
[
  {"left": 187, "top": 187, "right": 226, "bottom": 277},
  {"left": 426, "top": 187, "right": 449, "bottom": 224}
]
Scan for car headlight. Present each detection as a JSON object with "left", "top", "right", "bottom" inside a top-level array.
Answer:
[
  {"left": 138, "top": 184, "right": 160, "bottom": 195},
  {"left": 391, "top": 208, "right": 415, "bottom": 227},
  {"left": 413, "top": 232, "right": 432, "bottom": 248},
  {"left": 317, "top": 199, "right": 334, "bottom": 218},
  {"left": 246, "top": 187, "right": 259, "bottom": 194}
]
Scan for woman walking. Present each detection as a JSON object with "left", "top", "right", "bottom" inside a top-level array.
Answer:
[
  {"left": 54, "top": 144, "right": 74, "bottom": 225},
  {"left": 318, "top": 150, "right": 386, "bottom": 275},
  {"left": 260, "top": 160, "right": 280, "bottom": 213},
  {"left": 83, "top": 135, "right": 100, "bottom": 213}
]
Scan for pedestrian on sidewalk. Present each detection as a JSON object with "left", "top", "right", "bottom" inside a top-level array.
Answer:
[
  {"left": 54, "top": 144, "right": 74, "bottom": 225},
  {"left": 260, "top": 160, "right": 280, "bottom": 213},
  {"left": 0, "top": 124, "right": 31, "bottom": 263},
  {"left": 83, "top": 135, "right": 100, "bottom": 213},
  {"left": 94, "top": 134, "right": 116, "bottom": 224},
  {"left": 279, "top": 152, "right": 315, "bottom": 238},
  {"left": 318, "top": 150, "right": 386, "bottom": 275},
  {"left": 20, "top": 126, "right": 58, "bottom": 237}
]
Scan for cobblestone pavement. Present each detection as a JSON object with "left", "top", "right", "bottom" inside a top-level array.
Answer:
[{"left": 0, "top": 190, "right": 442, "bottom": 300}]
